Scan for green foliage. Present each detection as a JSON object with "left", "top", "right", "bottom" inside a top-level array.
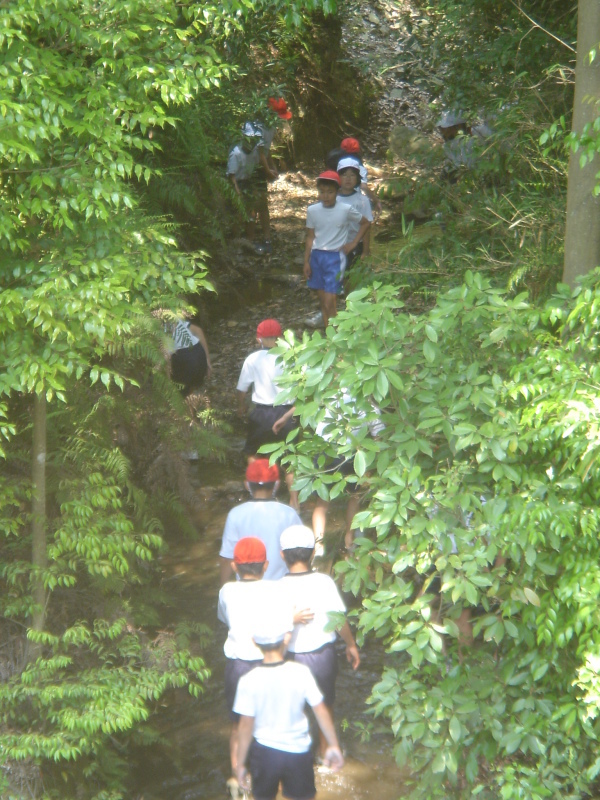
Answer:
[
  {"left": 375, "top": 0, "right": 575, "bottom": 298},
  {"left": 267, "top": 271, "right": 600, "bottom": 798}
]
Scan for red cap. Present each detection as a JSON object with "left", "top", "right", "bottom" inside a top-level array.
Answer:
[
  {"left": 317, "top": 170, "right": 341, "bottom": 185},
  {"left": 246, "top": 459, "right": 279, "bottom": 484},
  {"left": 268, "top": 97, "right": 293, "bottom": 120},
  {"left": 341, "top": 137, "right": 360, "bottom": 154},
  {"left": 234, "top": 536, "right": 267, "bottom": 564},
  {"left": 256, "top": 318, "right": 282, "bottom": 339}
]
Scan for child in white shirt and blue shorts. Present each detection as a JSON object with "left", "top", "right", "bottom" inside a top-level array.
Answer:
[{"left": 303, "top": 171, "right": 370, "bottom": 328}]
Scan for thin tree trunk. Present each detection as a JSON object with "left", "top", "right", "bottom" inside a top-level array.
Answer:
[
  {"left": 30, "top": 392, "right": 47, "bottom": 660},
  {"left": 563, "top": 0, "right": 600, "bottom": 288}
]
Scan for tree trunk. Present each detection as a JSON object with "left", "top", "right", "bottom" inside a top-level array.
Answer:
[
  {"left": 563, "top": 0, "right": 600, "bottom": 288},
  {"left": 30, "top": 392, "right": 47, "bottom": 659}
]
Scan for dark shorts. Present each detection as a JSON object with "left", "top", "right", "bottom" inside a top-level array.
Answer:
[
  {"left": 315, "top": 455, "right": 360, "bottom": 494},
  {"left": 171, "top": 342, "right": 208, "bottom": 396},
  {"left": 291, "top": 643, "right": 337, "bottom": 707},
  {"left": 345, "top": 240, "right": 363, "bottom": 274},
  {"left": 225, "top": 658, "right": 261, "bottom": 721},
  {"left": 244, "top": 403, "right": 296, "bottom": 456},
  {"left": 307, "top": 249, "right": 346, "bottom": 295},
  {"left": 237, "top": 177, "right": 268, "bottom": 211},
  {"left": 249, "top": 740, "right": 315, "bottom": 800}
]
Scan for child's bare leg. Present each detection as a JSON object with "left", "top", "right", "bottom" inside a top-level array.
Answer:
[
  {"left": 285, "top": 470, "right": 299, "bottom": 511},
  {"left": 344, "top": 495, "right": 360, "bottom": 550},
  {"left": 318, "top": 704, "right": 334, "bottom": 758},
  {"left": 258, "top": 199, "right": 271, "bottom": 241},
  {"left": 316, "top": 291, "right": 337, "bottom": 327},
  {"left": 230, "top": 721, "right": 239, "bottom": 776},
  {"left": 312, "top": 498, "right": 329, "bottom": 555}
]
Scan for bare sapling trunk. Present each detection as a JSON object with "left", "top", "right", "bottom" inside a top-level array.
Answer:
[
  {"left": 30, "top": 392, "right": 47, "bottom": 661},
  {"left": 563, "top": 0, "right": 600, "bottom": 287}
]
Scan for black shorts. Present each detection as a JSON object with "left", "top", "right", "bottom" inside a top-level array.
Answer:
[
  {"left": 345, "top": 240, "right": 363, "bottom": 274},
  {"left": 244, "top": 404, "right": 296, "bottom": 456},
  {"left": 249, "top": 741, "right": 315, "bottom": 800},
  {"left": 171, "top": 342, "right": 208, "bottom": 395},
  {"left": 315, "top": 455, "right": 360, "bottom": 494},
  {"left": 291, "top": 643, "right": 337, "bottom": 707},
  {"left": 225, "top": 658, "right": 261, "bottom": 721}
]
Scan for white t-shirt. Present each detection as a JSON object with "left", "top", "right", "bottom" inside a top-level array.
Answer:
[
  {"left": 237, "top": 349, "right": 282, "bottom": 405},
  {"left": 338, "top": 191, "right": 373, "bottom": 241},
  {"left": 220, "top": 500, "right": 302, "bottom": 580},
  {"left": 227, "top": 145, "right": 259, "bottom": 181},
  {"left": 233, "top": 661, "right": 323, "bottom": 753},
  {"left": 218, "top": 581, "right": 293, "bottom": 661},
  {"left": 306, "top": 200, "right": 364, "bottom": 251},
  {"left": 227, "top": 126, "right": 276, "bottom": 181},
  {"left": 172, "top": 320, "right": 200, "bottom": 351},
  {"left": 279, "top": 572, "right": 346, "bottom": 653},
  {"left": 315, "top": 390, "right": 385, "bottom": 443}
]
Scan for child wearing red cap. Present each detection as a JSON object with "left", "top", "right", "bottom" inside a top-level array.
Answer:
[
  {"left": 218, "top": 536, "right": 294, "bottom": 793},
  {"left": 304, "top": 172, "right": 370, "bottom": 327},
  {"left": 220, "top": 459, "right": 302, "bottom": 584},
  {"left": 236, "top": 319, "right": 298, "bottom": 508}
]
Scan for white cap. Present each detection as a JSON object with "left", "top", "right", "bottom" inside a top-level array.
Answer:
[
  {"left": 436, "top": 111, "right": 467, "bottom": 128},
  {"left": 253, "top": 611, "right": 293, "bottom": 646},
  {"left": 337, "top": 156, "right": 362, "bottom": 172},
  {"left": 241, "top": 121, "right": 262, "bottom": 138},
  {"left": 280, "top": 524, "right": 316, "bottom": 550}
]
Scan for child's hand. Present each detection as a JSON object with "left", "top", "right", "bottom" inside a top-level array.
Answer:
[
  {"left": 341, "top": 242, "right": 354, "bottom": 255},
  {"left": 303, "top": 261, "right": 312, "bottom": 280},
  {"left": 346, "top": 643, "right": 360, "bottom": 670},
  {"left": 293, "top": 607, "right": 314, "bottom": 625},
  {"left": 236, "top": 766, "right": 251, "bottom": 791},
  {"left": 323, "top": 746, "right": 344, "bottom": 772}
]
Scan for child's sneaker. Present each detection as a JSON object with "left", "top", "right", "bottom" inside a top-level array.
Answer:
[
  {"left": 304, "top": 311, "right": 324, "bottom": 328},
  {"left": 253, "top": 242, "right": 267, "bottom": 255}
]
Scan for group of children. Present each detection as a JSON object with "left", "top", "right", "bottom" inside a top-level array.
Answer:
[
  {"left": 220, "top": 108, "right": 378, "bottom": 798},
  {"left": 218, "top": 516, "right": 360, "bottom": 800},
  {"left": 227, "top": 96, "right": 375, "bottom": 328}
]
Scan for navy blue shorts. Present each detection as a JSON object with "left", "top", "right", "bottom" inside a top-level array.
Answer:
[
  {"left": 307, "top": 249, "right": 346, "bottom": 295},
  {"left": 249, "top": 740, "right": 315, "bottom": 800},
  {"left": 243, "top": 403, "right": 296, "bottom": 456},
  {"left": 225, "top": 658, "right": 261, "bottom": 721},
  {"left": 291, "top": 643, "right": 337, "bottom": 707}
]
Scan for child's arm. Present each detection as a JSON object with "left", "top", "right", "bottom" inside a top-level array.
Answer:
[
  {"left": 236, "top": 714, "right": 255, "bottom": 789},
  {"left": 304, "top": 228, "right": 315, "bottom": 280},
  {"left": 237, "top": 389, "right": 247, "bottom": 418},
  {"left": 272, "top": 405, "right": 296, "bottom": 435},
  {"left": 258, "top": 146, "right": 278, "bottom": 181},
  {"left": 362, "top": 227, "right": 371, "bottom": 257},
  {"left": 338, "top": 619, "right": 361, "bottom": 670},
  {"left": 189, "top": 324, "right": 212, "bottom": 379},
  {"left": 219, "top": 556, "right": 235, "bottom": 585},
  {"left": 311, "top": 702, "right": 344, "bottom": 772},
  {"left": 229, "top": 173, "right": 241, "bottom": 195},
  {"left": 342, "top": 217, "right": 370, "bottom": 255}
]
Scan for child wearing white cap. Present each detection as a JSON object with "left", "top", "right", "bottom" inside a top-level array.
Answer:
[
  {"left": 278, "top": 524, "right": 360, "bottom": 759},
  {"left": 233, "top": 610, "right": 344, "bottom": 800}
]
